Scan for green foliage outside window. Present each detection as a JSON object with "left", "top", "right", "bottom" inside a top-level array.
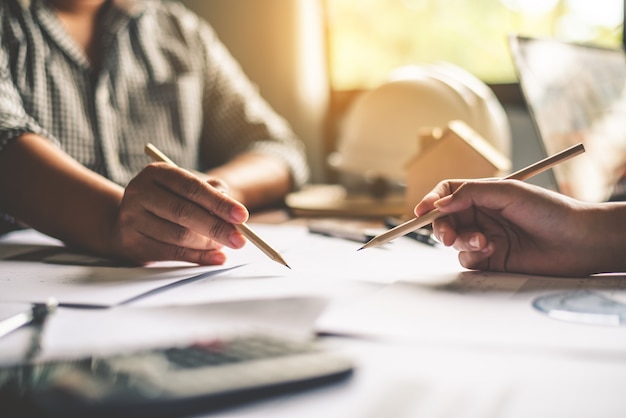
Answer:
[{"left": 326, "top": 0, "right": 623, "bottom": 89}]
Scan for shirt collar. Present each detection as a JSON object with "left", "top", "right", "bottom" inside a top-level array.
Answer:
[{"left": 19, "top": 0, "right": 146, "bottom": 17}]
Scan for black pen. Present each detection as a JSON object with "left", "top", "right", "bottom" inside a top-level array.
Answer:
[
  {"left": 308, "top": 219, "right": 437, "bottom": 246},
  {"left": 384, "top": 217, "right": 437, "bottom": 247},
  {"left": 307, "top": 220, "right": 382, "bottom": 243},
  {"left": 0, "top": 298, "right": 58, "bottom": 340}
]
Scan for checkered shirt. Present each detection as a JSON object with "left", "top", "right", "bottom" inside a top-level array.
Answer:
[{"left": 0, "top": 0, "right": 310, "bottom": 188}]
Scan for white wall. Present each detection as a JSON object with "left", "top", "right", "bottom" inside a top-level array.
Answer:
[{"left": 179, "top": 0, "right": 329, "bottom": 183}]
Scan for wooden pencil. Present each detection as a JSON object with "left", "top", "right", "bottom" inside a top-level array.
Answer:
[{"left": 359, "top": 143, "right": 585, "bottom": 250}]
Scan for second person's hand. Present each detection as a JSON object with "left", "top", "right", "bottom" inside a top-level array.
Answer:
[{"left": 414, "top": 179, "right": 600, "bottom": 277}]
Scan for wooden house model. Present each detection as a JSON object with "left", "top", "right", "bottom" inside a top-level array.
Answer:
[{"left": 404, "top": 120, "right": 511, "bottom": 215}]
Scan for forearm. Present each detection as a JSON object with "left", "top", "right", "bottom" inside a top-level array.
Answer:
[
  {"left": 584, "top": 202, "right": 626, "bottom": 274},
  {"left": 0, "top": 134, "right": 123, "bottom": 256},
  {"left": 205, "top": 153, "right": 293, "bottom": 210}
]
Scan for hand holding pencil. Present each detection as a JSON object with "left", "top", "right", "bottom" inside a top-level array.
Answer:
[
  {"left": 106, "top": 148, "right": 249, "bottom": 266},
  {"left": 360, "top": 143, "right": 599, "bottom": 276},
  {"left": 144, "top": 143, "right": 290, "bottom": 268},
  {"left": 359, "top": 143, "right": 585, "bottom": 250}
]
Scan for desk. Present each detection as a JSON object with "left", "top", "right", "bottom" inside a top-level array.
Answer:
[
  {"left": 1, "top": 211, "right": 626, "bottom": 418},
  {"left": 206, "top": 336, "right": 626, "bottom": 418}
]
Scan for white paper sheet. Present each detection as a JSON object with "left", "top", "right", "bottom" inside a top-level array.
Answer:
[
  {"left": 128, "top": 224, "right": 460, "bottom": 307},
  {"left": 0, "top": 229, "right": 253, "bottom": 306},
  {"left": 0, "top": 296, "right": 328, "bottom": 364},
  {"left": 317, "top": 270, "right": 626, "bottom": 356}
]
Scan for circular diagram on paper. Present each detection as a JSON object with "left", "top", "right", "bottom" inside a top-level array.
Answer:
[{"left": 532, "top": 290, "right": 626, "bottom": 326}]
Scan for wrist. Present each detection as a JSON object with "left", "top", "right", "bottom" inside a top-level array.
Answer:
[{"left": 585, "top": 202, "right": 626, "bottom": 274}]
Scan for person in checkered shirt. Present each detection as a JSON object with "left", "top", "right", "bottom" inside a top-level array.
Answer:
[{"left": 0, "top": 0, "right": 310, "bottom": 265}]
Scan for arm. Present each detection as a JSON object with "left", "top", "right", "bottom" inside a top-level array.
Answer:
[
  {"left": 0, "top": 134, "right": 249, "bottom": 265},
  {"left": 205, "top": 152, "right": 293, "bottom": 209},
  {"left": 0, "top": 133, "right": 123, "bottom": 254},
  {"left": 189, "top": 9, "right": 309, "bottom": 207},
  {"left": 0, "top": 3, "right": 300, "bottom": 264},
  {"left": 414, "top": 179, "right": 626, "bottom": 276}
]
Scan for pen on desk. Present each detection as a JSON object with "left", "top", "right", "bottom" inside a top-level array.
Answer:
[
  {"left": 0, "top": 298, "right": 58, "bottom": 340},
  {"left": 307, "top": 220, "right": 378, "bottom": 243},
  {"left": 359, "top": 143, "right": 586, "bottom": 250},
  {"left": 383, "top": 217, "right": 437, "bottom": 247},
  {"left": 144, "top": 143, "right": 290, "bottom": 268}
]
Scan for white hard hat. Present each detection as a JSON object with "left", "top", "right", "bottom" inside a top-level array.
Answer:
[{"left": 329, "top": 63, "right": 511, "bottom": 184}]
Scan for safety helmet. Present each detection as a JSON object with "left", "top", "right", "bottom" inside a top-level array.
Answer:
[{"left": 328, "top": 62, "right": 511, "bottom": 185}]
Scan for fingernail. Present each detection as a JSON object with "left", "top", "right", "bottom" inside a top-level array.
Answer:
[
  {"left": 230, "top": 206, "right": 248, "bottom": 223},
  {"left": 229, "top": 231, "right": 246, "bottom": 248},
  {"left": 481, "top": 242, "right": 494, "bottom": 254},
  {"left": 434, "top": 195, "right": 452, "bottom": 208},
  {"left": 469, "top": 234, "right": 480, "bottom": 249},
  {"left": 208, "top": 252, "right": 226, "bottom": 265}
]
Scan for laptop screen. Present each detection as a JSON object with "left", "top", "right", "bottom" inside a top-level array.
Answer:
[{"left": 509, "top": 35, "right": 626, "bottom": 202}]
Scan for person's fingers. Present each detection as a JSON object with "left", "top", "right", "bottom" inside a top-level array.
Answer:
[
  {"left": 450, "top": 231, "right": 489, "bottom": 253},
  {"left": 457, "top": 241, "right": 495, "bottom": 270},
  {"left": 127, "top": 165, "right": 248, "bottom": 248},
  {"left": 112, "top": 208, "right": 233, "bottom": 266},
  {"left": 414, "top": 191, "right": 443, "bottom": 217},
  {"left": 206, "top": 177, "right": 230, "bottom": 195},
  {"left": 131, "top": 184, "right": 245, "bottom": 249},
  {"left": 127, "top": 236, "right": 228, "bottom": 266},
  {"left": 129, "top": 211, "right": 225, "bottom": 251},
  {"left": 434, "top": 179, "right": 527, "bottom": 216},
  {"left": 431, "top": 217, "right": 458, "bottom": 246},
  {"left": 145, "top": 163, "right": 249, "bottom": 224},
  {"left": 414, "top": 181, "right": 460, "bottom": 216}
]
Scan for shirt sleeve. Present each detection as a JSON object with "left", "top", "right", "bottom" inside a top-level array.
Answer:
[
  {"left": 0, "top": 21, "right": 52, "bottom": 232},
  {"left": 0, "top": 34, "right": 54, "bottom": 153},
  {"left": 183, "top": 8, "right": 310, "bottom": 189}
]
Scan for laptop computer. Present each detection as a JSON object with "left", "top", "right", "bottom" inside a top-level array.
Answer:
[{"left": 508, "top": 35, "right": 626, "bottom": 202}]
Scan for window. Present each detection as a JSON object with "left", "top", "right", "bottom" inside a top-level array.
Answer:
[{"left": 325, "top": 0, "right": 624, "bottom": 90}]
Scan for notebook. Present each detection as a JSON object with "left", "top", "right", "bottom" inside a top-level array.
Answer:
[{"left": 508, "top": 35, "right": 626, "bottom": 202}]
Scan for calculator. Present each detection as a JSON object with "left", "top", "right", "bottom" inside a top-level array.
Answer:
[{"left": 0, "top": 333, "right": 354, "bottom": 417}]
